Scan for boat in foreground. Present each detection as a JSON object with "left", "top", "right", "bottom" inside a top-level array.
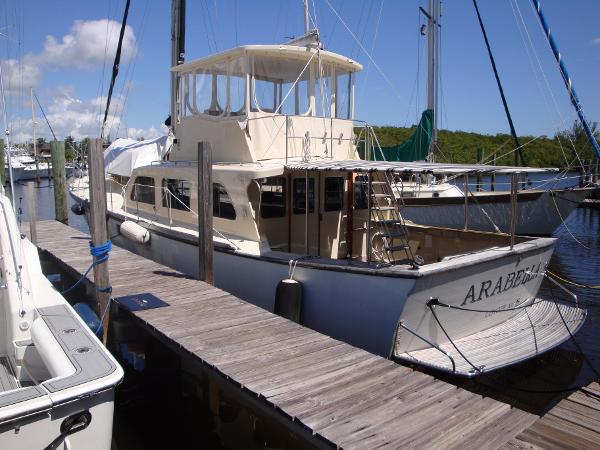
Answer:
[{"left": 0, "top": 191, "right": 123, "bottom": 449}]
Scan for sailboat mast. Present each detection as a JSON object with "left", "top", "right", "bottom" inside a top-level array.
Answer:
[
  {"left": 303, "top": 0, "right": 310, "bottom": 34},
  {"left": 170, "top": 0, "right": 186, "bottom": 142},
  {"left": 531, "top": 0, "right": 600, "bottom": 160},
  {"left": 426, "top": 0, "right": 439, "bottom": 161}
]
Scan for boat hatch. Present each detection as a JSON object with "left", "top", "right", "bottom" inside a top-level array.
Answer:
[{"left": 393, "top": 299, "right": 586, "bottom": 377}]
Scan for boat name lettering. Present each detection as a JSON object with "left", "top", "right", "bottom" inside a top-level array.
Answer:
[{"left": 461, "top": 262, "right": 543, "bottom": 306}]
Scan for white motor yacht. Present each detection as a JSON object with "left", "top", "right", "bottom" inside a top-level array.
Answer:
[{"left": 70, "top": 34, "right": 586, "bottom": 376}]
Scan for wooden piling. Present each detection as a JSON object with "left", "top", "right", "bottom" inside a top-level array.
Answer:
[
  {"left": 88, "top": 138, "right": 111, "bottom": 343},
  {"left": 0, "top": 138, "right": 5, "bottom": 185},
  {"left": 197, "top": 141, "right": 213, "bottom": 284},
  {"left": 25, "top": 182, "right": 37, "bottom": 245},
  {"left": 50, "top": 140, "right": 68, "bottom": 224}
]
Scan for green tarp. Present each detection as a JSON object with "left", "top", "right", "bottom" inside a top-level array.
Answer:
[{"left": 366, "top": 109, "right": 433, "bottom": 162}]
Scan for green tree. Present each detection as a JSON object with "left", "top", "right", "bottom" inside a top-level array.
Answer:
[{"left": 64, "top": 135, "right": 77, "bottom": 160}]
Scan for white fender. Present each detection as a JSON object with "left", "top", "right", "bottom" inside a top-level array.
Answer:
[{"left": 120, "top": 220, "right": 150, "bottom": 245}]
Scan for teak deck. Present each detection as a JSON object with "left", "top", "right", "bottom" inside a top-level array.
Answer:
[{"left": 31, "top": 220, "right": 600, "bottom": 449}]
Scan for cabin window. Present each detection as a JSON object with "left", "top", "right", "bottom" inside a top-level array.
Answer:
[
  {"left": 162, "top": 179, "right": 191, "bottom": 211},
  {"left": 335, "top": 71, "right": 352, "bottom": 120},
  {"left": 260, "top": 177, "right": 286, "bottom": 218},
  {"left": 213, "top": 183, "right": 236, "bottom": 220},
  {"left": 251, "top": 55, "right": 313, "bottom": 115},
  {"left": 130, "top": 176, "right": 155, "bottom": 205},
  {"left": 293, "top": 178, "right": 315, "bottom": 214},
  {"left": 354, "top": 175, "right": 368, "bottom": 210},
  {"left": 230, "top": 74, "right": 246, "bottom": 116},
  {"left": 324, "top": 177, "right": 344, "bottom": 212},
  {"left": 251, "top": 77, "right": 276, "bottom": 113},
  {"left": 314, "top": 69, "right": 332, "bottom": 118},
  {"left": 179, "top": 56, "right": 249, "bottom": 119}
]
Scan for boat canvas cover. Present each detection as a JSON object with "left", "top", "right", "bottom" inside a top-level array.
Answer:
[
  {"left": 368, "top": 109, "right": 432, "bottom": 162},
  {"left": 285, "top": 160, "right": 557, "bottom": 175},
  {"left": 104, "top": 135, "right": 172, "bottom": 176}
]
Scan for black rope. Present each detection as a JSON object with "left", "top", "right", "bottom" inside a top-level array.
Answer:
[
  {"left": 434, "top": 297, "right": 546, "bottom": 314},
  {"left": 101, "top": 0, "right": 131, "bottom": 140},
  {"left": 427, "top": 299, "right": 483, "bottom": 374},
  {"left": 427, "top": 291, "right": 599, "bottom": 395},
  {"left": 472, "top": 0, "right": 526, "bottom": 167}
]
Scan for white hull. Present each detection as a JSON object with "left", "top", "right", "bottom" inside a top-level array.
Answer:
[
  {"left": 0, "top": 193, "right": 123, "bottom": 449},
  {"left": 401, "top": 187, "right": 591, "bottom": 235},
  {"left": 104, "top": 212, "right": 556, "bottom": 358},
  {"left": 4, "top": 166, "right": 25, "bottom": 182}
]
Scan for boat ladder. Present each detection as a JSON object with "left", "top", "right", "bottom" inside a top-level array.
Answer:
[{"left": 359, "top": 171, "right": 417, "bottom": 267}]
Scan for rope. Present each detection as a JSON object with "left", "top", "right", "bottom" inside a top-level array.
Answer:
[
  {"left": 427, "top": 299, "right": 483, "bottom": 374},
  {"left": 547, "top": 270, "right": 600, "bottom": 290},
  {"left": 61, "top": 240, "right": 112, "bottom": 294}
]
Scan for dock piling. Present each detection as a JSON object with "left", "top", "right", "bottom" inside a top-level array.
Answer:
[
  {"left": 50, "top": 140, "right": 68, "bottom": 223},
  {"left": 88, "top": 138, "right": 111, "bottom": 343},
  {"left": 197, "top": 141, "right": 214, "bottom": 284}
]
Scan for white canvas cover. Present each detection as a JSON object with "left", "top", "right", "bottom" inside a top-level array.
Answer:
[{"left": 104, "top": 135, "right": 172, "bottom": 176}]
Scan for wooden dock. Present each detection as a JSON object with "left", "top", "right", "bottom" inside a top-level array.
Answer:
[{"left": 31, "top": 220, "right": 600, "bottom": 448}]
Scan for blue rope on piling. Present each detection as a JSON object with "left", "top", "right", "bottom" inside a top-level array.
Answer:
[
  {"left": 61, "top": 240, "right": 113, "bottom": 294},
  {"left": 61, "top": 239, "right": 114, "bottom": 336}
]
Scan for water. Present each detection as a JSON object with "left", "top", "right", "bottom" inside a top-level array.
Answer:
[
  {"left": 11, "top": 176, "right": 600, "bottom": 444},
  {"left": 9, "top": 179, "right": 89, "bottom": 233}
]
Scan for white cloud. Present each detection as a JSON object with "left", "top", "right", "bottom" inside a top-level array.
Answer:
[
  {"left": 126, "top": 126, "right": 163, "bottom": 140},
  {"left": 7, "top": 87, "right": 161, "bottom": 142},
  {"left": 38, "top": 19, "right": 137, "bottom": 70},
  {"left": 592, "top": 37, "right": 600, "bottom": 46},
  {"left": 3, "top": 19, "right": 137, "bottom": 93},
  {"left": 1, "top": 55, "right": 42, "bottom": 93}
]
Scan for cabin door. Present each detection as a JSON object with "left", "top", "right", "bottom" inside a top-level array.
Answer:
[
  {"left": 319, "top": 173, "right": 347, "bottom": 258},
  {"left": 289, "top": 173, "right": 319, "bottom": 255}
]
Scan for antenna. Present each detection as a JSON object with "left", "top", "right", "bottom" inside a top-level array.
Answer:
[{"left": 303, "top": 0, "right": 310, "bottom": 34}]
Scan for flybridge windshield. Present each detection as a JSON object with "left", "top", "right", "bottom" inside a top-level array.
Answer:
[{"left": 178, "top": 54, "right": 354, "bottom": 120}]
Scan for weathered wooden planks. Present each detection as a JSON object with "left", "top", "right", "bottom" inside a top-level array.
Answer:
[{"left": 32, "top": 220, "right": 600, "bottom": 449}]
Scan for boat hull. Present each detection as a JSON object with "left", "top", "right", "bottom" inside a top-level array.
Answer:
[
  {"left": 0, "top": 390, "right": 115, "bottom": 450},
  {"left": 103, "top": 211, "right": 557, "bottom": 359},
  {"left": 400, "top": 187, "right": 592, "bottom": 235}
]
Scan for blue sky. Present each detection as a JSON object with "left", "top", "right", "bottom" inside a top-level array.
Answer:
[{"left": 2, "top": 0, "right": 599, "bottom": 142}]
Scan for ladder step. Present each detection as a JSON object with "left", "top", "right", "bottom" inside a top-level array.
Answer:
[
  {"left": 376, "top": 219, "right": 402, "bottom": 226},
  {"left": 383, "top": 231, "right": 406, "bottom": 238},
  {"left": 356, "top": 180, "right": 386, "bottom": 185},
  {"left": 389, "top": 245, "right": 410, "bottom": 252},
  {"left": 376, "top": 206, "right": 396, "bottom": 211},
  {"left": 371, "top": 193, "right": 392, "bottom": 198}
]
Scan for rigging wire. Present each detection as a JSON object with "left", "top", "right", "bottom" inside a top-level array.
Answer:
[
  {"left": 323, "top": 0, "right": 403, "bottom": 104},
  {"left": 472, "top": 0, "right": 526, "bottom": 167},
  {"left": 359, "top": 0, "right": 385, "bottom": 94},
  {"left": 33, "top": 91, "right": 57, "bottom": 141},
  {"left": 510, "top": 0, "right": 582, "bottom": 170},
  {"left": 101, "top": 0, "right": 131, "bottom": 140},
  {"left": 110, "top": 0, "right": 152, "bottom": 139}
]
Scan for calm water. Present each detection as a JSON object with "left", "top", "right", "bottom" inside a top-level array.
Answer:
[{"left": 10, "top": 176, "right": 600, "bottom": 445}]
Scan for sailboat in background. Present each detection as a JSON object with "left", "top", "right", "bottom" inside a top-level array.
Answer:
[{"left": 362, "top": 0, "right": 596, "bottom": 236}]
